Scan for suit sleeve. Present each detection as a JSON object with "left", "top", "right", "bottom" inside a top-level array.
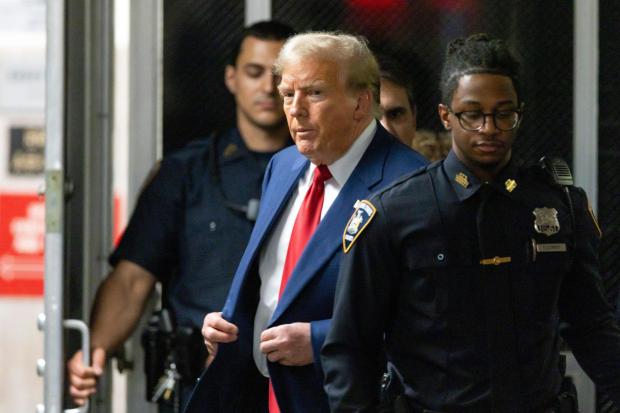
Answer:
[
  {"left": 310, "top": 319, "right": 331, "bottom": 376},
  {"left": 559, "top": 187, "right": 620, "bottom": 404},
  {"left": 321, "top": 196, "right": 398, "bottom": 412}
]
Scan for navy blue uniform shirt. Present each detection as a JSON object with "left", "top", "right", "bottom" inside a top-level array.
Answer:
[
  {"left": 323, "top": 150, "right": 620, "bottom": 412},
  {"left": 110, "top": 128, "right": 276, "bottom": 328}
]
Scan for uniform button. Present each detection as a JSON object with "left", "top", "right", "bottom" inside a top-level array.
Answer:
[
  {"left": 437, "top": 253, "right": 445, "bottom": 261},
  {"left": 209, "top": 221, "right": 217, "bottom": 231}
]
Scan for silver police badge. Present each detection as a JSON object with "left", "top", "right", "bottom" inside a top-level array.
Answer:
[{"left": 533, "top": 207, "right": 560, "bottom": 236}]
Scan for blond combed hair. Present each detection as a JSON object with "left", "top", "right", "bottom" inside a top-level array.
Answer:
[{"left": 274, "top": 31, "right": 381, "bottom": 119}]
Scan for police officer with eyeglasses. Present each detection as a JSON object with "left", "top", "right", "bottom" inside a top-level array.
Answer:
[{"left": 322, "top": 33, "right": 620, "bottom": 413}]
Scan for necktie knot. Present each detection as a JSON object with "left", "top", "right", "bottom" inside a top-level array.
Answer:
[{"left": 314, "top": 164, "right": 332, "bottom": 185}]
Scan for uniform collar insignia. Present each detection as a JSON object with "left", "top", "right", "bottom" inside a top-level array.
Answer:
[
  {"left": 223, "top": 143, "right": 238, "bottom": 158},
  {"left": 444, "top": 151, "right": 482, "bottom": 201},
  {"left": 505, "top": 178, "right": 517, "bottom": 192},
  {"left": 343, "top": 200, "right": 376, "bottom": 253},
  {"left": 455, "top": 172, "right": 470, "bottom": 188},
  {"left": 533, "top": 207, "right": 560, "bottom": 236}
]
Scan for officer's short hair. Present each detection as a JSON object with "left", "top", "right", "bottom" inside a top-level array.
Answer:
[
  {"left": 273, "top": 31, "right": 381, "bottom": 119},
  {"left": 229, "top": 20, "right": 295, "bottom": 66},
  {"left": 440, "top": 33, "right": 521, "bottom": 105},
  {"left": 376, "top": 53, "right": 417, "bottom": 110}
]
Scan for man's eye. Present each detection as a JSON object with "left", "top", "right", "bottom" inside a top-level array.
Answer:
[
  {"left": 460, "top": 111, "right": 482, "bottom": 121},
  {"left": 385, "top": 108, "right": 405, "bottom": 120},
  {"left": 245, "top": 67, "right": 264, "bottom": 78},
  {"left": 280, "top": 91, "right": 293, "bottom": 101},
  {"left": 310, "top": 89, "right": 322, "bottom": 96},
  {"left": 495, "top": 111, "right": 514, "bottom": 119}
]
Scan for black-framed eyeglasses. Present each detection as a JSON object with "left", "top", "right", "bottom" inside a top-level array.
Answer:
[{"left": 448, "top": 107, "right": 522, "bottom": 132}]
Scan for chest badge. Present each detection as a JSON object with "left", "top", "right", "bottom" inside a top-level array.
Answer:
[
  {"left": 343, "top": 200, "right": 376, "bottom": 253},
  {"left": 505, "top": 179, "right": 517, "bottom": 193},
  {"left": 455, "top": 172, "right": 470, "bottom": 188},
  {"left": 533, "top": 207, "right": 560, "bottom": 236}
]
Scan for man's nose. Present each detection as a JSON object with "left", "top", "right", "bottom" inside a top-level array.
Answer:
[
  {"left": 479, "top": 113, "right": 499, "bottom": 134},
  {"left": 263, "top": 72, "right": 277, "bottom": 94},
  {"left": 288, "top": 94, "right": 307, "bottom": 117}
]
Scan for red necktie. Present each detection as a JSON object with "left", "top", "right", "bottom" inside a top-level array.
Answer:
[{"left": 268, "top": 164, "right": 332, "bottom": 413}]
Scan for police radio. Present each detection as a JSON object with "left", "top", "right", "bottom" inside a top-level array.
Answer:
[
  {"left": 539, "top": 156, "right": 573, "bottom": 187},
  {"left": 208, "top": 132, "right": 260, "bottom": 221},
  {"left": 539, "top": 156, "right": 576, "bottom": 247}
]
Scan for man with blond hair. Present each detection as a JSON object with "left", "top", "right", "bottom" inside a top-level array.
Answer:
[{"left": 183, "top": 32, "right": 425, "bottom": 413}]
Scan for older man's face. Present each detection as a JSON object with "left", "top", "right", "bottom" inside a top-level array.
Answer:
[{"left": 278, "top": 57, "right": 368, "bottom": 165}]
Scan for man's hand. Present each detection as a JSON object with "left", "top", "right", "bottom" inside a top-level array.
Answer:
[
  {"left": 259, "top": 322, "right": 313, "bottom": 366},
  {"left": 202, "top": 312, "right": 239, "bottom": 366},
  {"left": 67, "top": 347, "right": 106, "bottom": 406}
]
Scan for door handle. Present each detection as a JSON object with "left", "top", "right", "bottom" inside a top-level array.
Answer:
[{"left": 36, "top": 316, "right": 91, "bottom": 413}]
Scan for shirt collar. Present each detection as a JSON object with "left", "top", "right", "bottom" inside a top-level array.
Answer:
[
  {"left": 322, "top": 119, "right": 376, "bottom": 188},
  {"left": 443, "top": 150, "right": 482, "bottom": 201},
  {"left": 443, "top": 150, "right": 522, "bottom": 201}
]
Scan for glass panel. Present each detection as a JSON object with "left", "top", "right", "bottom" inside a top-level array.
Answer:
[{"left": 0, "top": 0, "right": 46, "bottom": 411}]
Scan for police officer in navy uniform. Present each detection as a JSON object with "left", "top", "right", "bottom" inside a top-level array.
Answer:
[
  {"left": 67, "top": 21, "right": 294, "bottom": 412},
  {"left": 322, "top": 33, "right": 620, "bottom": 412}
]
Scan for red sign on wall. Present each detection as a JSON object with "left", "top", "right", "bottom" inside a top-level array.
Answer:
[
  {"left": 0, "top": 193, "right": 45, "bottom": 296},
  {"left": 0, "top": 193, "right": 124, "bottom": 296}
]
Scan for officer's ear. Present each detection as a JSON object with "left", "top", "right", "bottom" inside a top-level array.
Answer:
[
  {"left": 225, "top": 64, "right": 238, "bottom": 95},
  {"left": 438, "top": 103, "right": 452, "bottom": 130}
]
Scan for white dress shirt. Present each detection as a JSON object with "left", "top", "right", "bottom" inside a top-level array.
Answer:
[{"left": 253, "top": 120, "right": 377, "bottom": 376}]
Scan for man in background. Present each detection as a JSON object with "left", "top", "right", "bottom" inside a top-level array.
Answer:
[
  {"left": 376, "top": 53, "right": 417, "bottom": 146},
  {"left": 67, "top": 21, "right": 294, "bottom": 412}
]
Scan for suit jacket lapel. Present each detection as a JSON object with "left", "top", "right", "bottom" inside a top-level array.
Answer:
[
  {"left": 224, "top": 151, "right": 308, "bottom": 318},
  {"left": 271, "top": 128, "right": 391, "bottom": 323}
]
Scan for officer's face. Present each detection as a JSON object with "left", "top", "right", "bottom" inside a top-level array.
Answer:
[
  {"left": 379, "top": 78, "right": 416, "bottom": 146},
  {"left": 225, "top": 36, "right": 286, "bottom": 132},
  {"left": 279, "top": 57, "right": 372, "bottom": 165},
  {"left": 438, "top": 73, "right": 519, "bottom": 180}
]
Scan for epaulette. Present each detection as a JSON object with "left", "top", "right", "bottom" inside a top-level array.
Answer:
[
  {"left": 532, "top": 156, "right": 602, "bottom": 238},
  {"left": 389, "top": 161, "right": 435, "bottom": 187}
]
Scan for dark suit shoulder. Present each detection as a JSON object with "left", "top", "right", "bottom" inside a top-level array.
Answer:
[
  {"left": 271, "top": 144, "right": 301, "bottom": 160},
  {"left": 385, "top": 137, "right": 428, "bottom": 167}
]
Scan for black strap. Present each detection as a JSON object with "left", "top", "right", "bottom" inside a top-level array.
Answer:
[
  {"left": 476, "top": 185, "right": 522, "bottom": 412},
  {"left": 207, "top": 131, "right": 260, "bottom": 222}
]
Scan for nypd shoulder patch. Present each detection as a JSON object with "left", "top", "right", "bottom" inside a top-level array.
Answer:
[{"left": 342, "top": 199, "right": 377, "bottom": 253}]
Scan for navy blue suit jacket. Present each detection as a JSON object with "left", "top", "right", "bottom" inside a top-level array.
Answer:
[{"left": 184, "top": 125, "right": 427, "bottom": 413}]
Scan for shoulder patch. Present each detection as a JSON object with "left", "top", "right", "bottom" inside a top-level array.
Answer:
[{"left": 343, "top": 200, "right": 377, "bottom": 253}]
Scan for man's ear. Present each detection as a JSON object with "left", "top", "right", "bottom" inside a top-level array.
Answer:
[
  {"left": 438, "top": 103, "right": 451, "bottom": 130},
  {"left": 225, "top": 65, "right": 237, "bottom": 94},
  {"left": 353, "top": 90, "right": 372, "bottom": 120}
]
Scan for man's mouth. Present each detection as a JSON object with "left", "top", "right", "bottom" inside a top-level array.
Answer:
[
  {"left": 474, "top": 141, "right": 503, "bottom": 153},
  {"left": 256, "top": 100, "right": 278, "bottom": 110}
]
